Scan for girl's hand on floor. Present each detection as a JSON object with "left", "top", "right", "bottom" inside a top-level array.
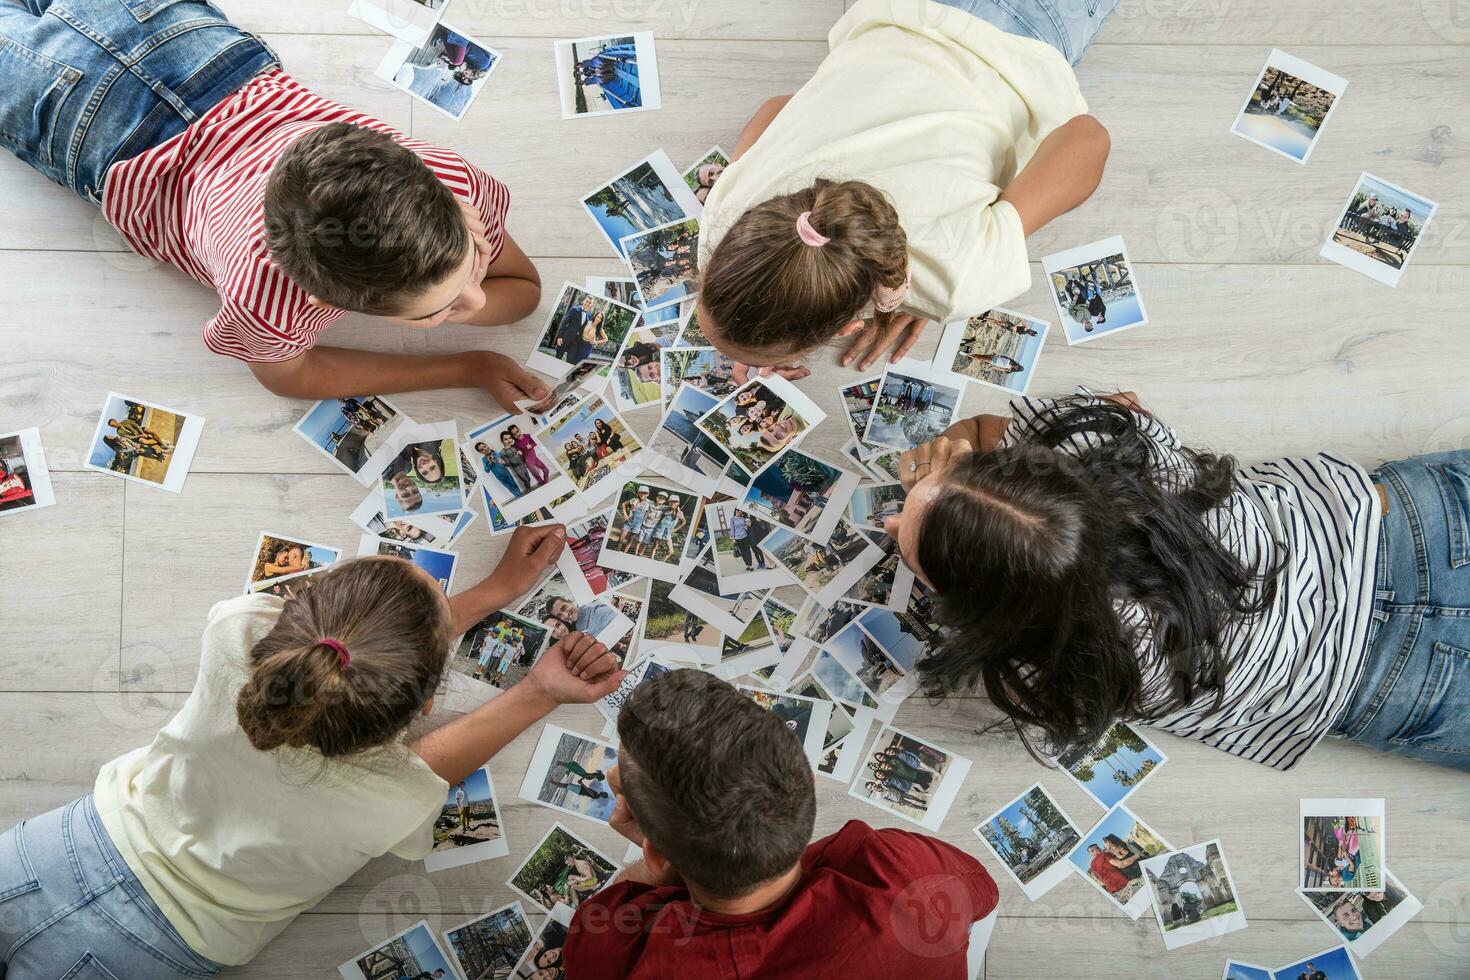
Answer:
[
  {"left": 486, "top": 524, "right": 565, "bottom": 600},
  {"left": 841, "top": 312, "right": 929, "bottom": 370},
  {"left": 528, "top": 632, "right": 627, "bottom": 705},
  {"left": 731, "top": 361, "right": 812, "bottom": 385},
  {"left": 468, "top": 351, "right": 550, "bottom": 409}
]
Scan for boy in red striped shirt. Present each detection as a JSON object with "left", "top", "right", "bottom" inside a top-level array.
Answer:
[{"left": 2, "top": 1, "right": 550, "bottom": 406}]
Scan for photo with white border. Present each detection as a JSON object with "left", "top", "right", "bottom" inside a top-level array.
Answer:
[
  {"left": 848, "top": 724, "right": 971, "bottom": 831},
  {"left": 1043, "top": 236, "right": 1149, "bottom": 345},
  {"left": 84, "top": 392, "right": 203, "bottom": 493}
]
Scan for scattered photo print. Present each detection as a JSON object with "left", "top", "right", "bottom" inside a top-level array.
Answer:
[
  {"left": 464, "top": 415, "right": 572, "bottom": 522},
  {"left": 760, "top": 518, "right": 884, "bottom": 608},
  {"left": 646, "top": 382, "right": 730, "bottom": 497},
  {"left": 861, "top": 366, "right": 963, "bottom": 454},
  {"left": 380, "top": 422, "right": 464, "bottom": 519},
  {"left": 555, "top": 31, "right": 661, "bottom": 120},
  {"left": 838, "top": 377, "right": 882, "bottom": 458},
  {"left": 356, "top": 535, "right": 458, "bottom": 594},
  {"left": 821, "top": 621, "right": 913, "bottom": 706},
  {"left": 558, "top": 511, "right": 641, "bottom": 603},
  {"left": 1065, "top": 804, "right": 1172, "bottom": 918},
  {"left": 1222, "top": 963, "right": 1273, "bottom": 980},
  {"left": 1043, "top": 236, "right": 1148, "bottom": 345},
  {"left": 740, "top": 448, "right": 859, "bottom": 541},
  {"left": 597, "top": 479, "right": 700, "bottom": 583},
  {"left": 514, "top": 572, "right": 634, "bottom": 650},
  {"left": 793, "top": 596, "right": 864, "bottom": 646},
  {"left": 787, "top": 672, "right": 875, "bottom": 783},
  {"left": 0, "top": 428, "right": 55, "bottom": 516},
  {"left": 292, "top": 395, "right": 406, "bottom": 484},
  {"left": 811, "top": 649, "right": 879, "bottom": 712},
  {"left": 696, "top": 376, "right": 826, "bottom": 476},
  {"left": 675, "top": 304, "right": 713, "bottom": 347},
  {"left": 975, "top": 783, "right": 1084, "bottom": 900},
  {"left": 529, "top": 282, "right": 641, "bottom": 379},
  {"left": 518, "top": 726, "right": 621, "bottom": 824},
  {"left": 662, "top": 347, "right": 740, "bottom": 411},
  {"left": 849, "top": 725, "right": 971, "bottom": 831},
  {"left": 513, "top": 917, "right": 569, "bottom": 980},
  {"left": 737, "top": 685, "right": 833, "bottom": 767},
  {"left": 348, "top": 0, "right": 446, "bottom": 45},
  {"left": 714, "top": 615, "right": 780, "bottom": 681},
  {"left": 1141, "top": 839, "right": 1247, "bottom": 950},
  {"left": 1299, "top": 870, "right": 1421, "bottom": 959},
  {"left": 847, "top": 534, "right": 916, "bottom": 611},
  {"left": 597, "top": 657, "right": 675, "bottom": 727},
  {"left": 668, "top": 544, "right": 767, "bottom": 637},
  {"left": 506, "top": 822, "right": 620, "bottom": 925},
  {"left": 514, "top": 359, "right": 606, "bottom": 429},
  {"left": 337, "top": 920, "right": 453, "bottom": 980},
  {"left": 541, "top": 394, "right": 644, "bottom": 503},
  {"left": 375, "top": 23, "right": 500, "bottom": 121},
  {"left": 762, "top": 596, "right": 799, "bottom": 654},
  {"left": 1321, "top": 172, "right": 1437, "bottom": 287},
  {"left": 441, "top": 902, "right": 533, "bottom": 980},
  {"left": 621, "top": 217, "right": 700, "bottom": 312},
  {"left": 449, "top": 609, "right": 552, "bottom": 697},
  {"left": 706, "top": 500, "right": 788, "bottom": 594},
  {"left": 1301, "top": 799, "right": 1385, "bottom": 892},
  {"left": 847, "top": 481, "right": 905, "bottom": 532},
  {"left": 933, "top": 308, "right": 1050, "bottom": 395},
  {"left": 682, "top": 144, "right": 729, "bottom": 204},
  {"left": 244, "top": 532, "right": 339, "bottom": 594},
  {"left": 427, "top": 767, "right": 508, "bottom": 871},
  {"left": 581, "top": 150, "right": 700, "bottom": 257},
  {"left": 604, "top": 590, "right": 647, "bottom": 666},
  {"left": 642, "top": 578, "right": 721, "bottom": 657},
  {"left": 611, "top": 320, "right": 681, "bottom": 411},
  {"left": 85, "top": 392, "right": 203, "bottom": 493},
  {"left": 1054, "top": 720, "right": 1167, "bottom": 811},
  {"left": 1269, "top": 946, "right": 1360, "bottom": 980},
  {"left": 1231, "top": 49, "right": 1347, "bottom": 164}
]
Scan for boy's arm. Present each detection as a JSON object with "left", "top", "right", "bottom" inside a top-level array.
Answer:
[
  {"left": 249, "top": 347, "right": 549, "bottom": 408},
  {"left": 450, "top": 229, "right": 543, "bottom": 328},
  {"left": 998, "top": 114, "right": 1110, "bottom": 236}
]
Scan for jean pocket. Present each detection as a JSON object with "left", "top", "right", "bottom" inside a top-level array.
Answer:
[
  {"left": 1429, "top": 463, "right": 1470, "bottom": 568},
  {"left": 62, "top": 953, "right": 125, "bottom": 980},
  {"left": 0, "top": 40, "right": 82, "bottom": 170},
  {"left": 1388, "top": 640, "right": 1470, "bottom": 754},
  {"left": 0, "top": 822, "right": 41, "bottom": 905},
  {"left": 119, "top": 0, "right": 197, "bottom": 21}
]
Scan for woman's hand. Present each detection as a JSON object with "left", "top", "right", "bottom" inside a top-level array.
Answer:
[
  {"left": 941, "top": 413, "right": 1011, "bottom": 453},
  {"left": 466, "top": 351, "right": 550, "bottom": 409},
  {"left": 898, "top": 434, "right": 974, "bottom": 491},
  {"left": 731, "top": 361, "right": 812, "bottom": 385},
  {"left": 526, "top": 632, "right": 626, "bottom": 705},
  {"left": 840, "top": 313, "right": 929, "bottom": 370}
]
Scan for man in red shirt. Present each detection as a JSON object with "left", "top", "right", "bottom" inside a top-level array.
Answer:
[
  {"left": 1, "top": 1, "right": 548, "bottom": 406},
  {"left": 1086, "top": 843, "right": 1129, "bottom": 894},
  {"left": 564, "top": 669, "right": 998, "bottom": 978}
]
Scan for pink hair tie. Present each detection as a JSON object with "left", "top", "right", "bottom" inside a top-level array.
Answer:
[
  {"left": 319, "top": 638, "right": 351, "bottom": 668},
  {"left": 872, "top": 268, "right": 911, "bottom": 314},
  {"left": 795, "top": 211, "right": 830, "bottom": 248}
]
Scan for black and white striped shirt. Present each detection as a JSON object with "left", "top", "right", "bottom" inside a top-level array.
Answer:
[{"left": 1002, "top": 391, "right": 1382, "bottom": 770}]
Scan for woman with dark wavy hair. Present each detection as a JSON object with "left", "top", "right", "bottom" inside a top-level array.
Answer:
[{"left": 884, "top": 388, "right": 1470, "bottom": 772}]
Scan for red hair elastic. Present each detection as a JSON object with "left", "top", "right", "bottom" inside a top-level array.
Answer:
[{"left": 319, "top": 638, "right": 350, "bottom": 667}]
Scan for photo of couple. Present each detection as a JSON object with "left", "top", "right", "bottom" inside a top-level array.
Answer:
[
  {"left": 523, "top": 728, "right": 620, "bottom": 824},
  {"left": 1066, "top": 805, "right": 1170, "bottom": 914},
  {"left": 611, "top": 322, "right": 679, "bottom": 408},
  {"left": 939, "top": 308, "right": 1049, "bottom": 394},
  {"left": 1232, "top": 50, "right": 1345, "bottom": 163},
  {"left": 246, "top": 533, "right": 337, "bottom": 592},
  {"left": 381, "top": 23, "right": 499, "bottom": 121},
  {"left": 88, "top": 396, "right": 186, "bottom": 486},
  {"left": 509, "top": 824, "right": 618, "bottom": 921},
  {"left": 682, "top": 145, "right": 728, "bottom": 204},
  {"left": 535, "top": 285, "right": 639, "bottom": 372},
  {"left": 557, "top": 32, "right": 659, "bottom": 118},
  {"left": 1302, "top": 811, "right": 1384, "bottom": 891}
]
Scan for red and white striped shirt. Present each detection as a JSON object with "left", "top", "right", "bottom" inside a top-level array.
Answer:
[{"left": 102, "top": 69, "right": 509, "bottom": 363}]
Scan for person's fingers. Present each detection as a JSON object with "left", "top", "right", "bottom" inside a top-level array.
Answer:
[
  {"left": 776, "top": 365, "right": 812, "bottom": 382},
  {"left": 757, "top": 365, "right": 772, "bottom": 377},
  {"left": 585, "top": 668, "right": 627, "bottom": 700},
  {"left": 574, "top": 650, "right": 618, "bottom": 680},
  {"left": 841, "top": 324, "right": 877, "bottom": 368},
  {"left": 835, "top": 319, "right": 866, "bottom": 338},
  {"left": 527, "top": 524, "right": 567, "bottom": 563},
  {"left": 567, "top": 639, "right": 609, "bottom": 675},
  {"left": 889, "top": 317, "right": 928, "bottom": 363},
  {"left": 730, "top": 361, "right": 752, "bottom": 385},
  {"left": 858, "top": 320, "right": 907, "bottom": 371},
  {"left": 562, "top": 631, "right": 597, "bottom": 663}
]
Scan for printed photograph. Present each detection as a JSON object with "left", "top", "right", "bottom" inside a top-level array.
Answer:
[
  {"left": 555, "top": 31, "right": 661, "bottom": 119},
  {"left": 339, "top": 920, "right": 453, "bottom": 980},
  {"left": 514, "top": 572, "right": 633, "bottom": 649},
  {"left": 760, "top": 519, "right": 882, "bottom": 607},
  {"left": 357, "top": 537, "right": 458, "bottom": 594},
  {"left": 647, "top": 383, "right": 730, "bottom": 495},
  {"left": 380, "top": 424, "right": 464, "bottom": 520},
  {"left": 976, "top": 783, "right": 1084, "bottom": 900},
  {"left": 811, "top": 649, "right": 879, "bottom": 711},
  {"left": 1223, "top": 963, "right": 1273, "bottom": 980},
  {"left": 847, "top": 482, "right": 905, "bottom": 532},
  {"left": 597, "top": 480, "right": 699, "bottom": 582},
  {"left": 450, "top": 609, "right": 551, "bottom": 693},
  {"left": 611, "top": 321, "right": 681, "bottom": 411},
  {"left": 788, "top": 673, "right": 856, "bottom": 752},
  {"left": 740, "top": 449, "right": 858, "bottom": 540},
  {"left": 707, "top": 501, "right": 786, "bottom": 593},
  {"left": 669, "top": 545, "right": 767, "bottom": 637},
  {"left": 1300, "top": 871, "right": 1421, "bottom": 958},
  {"left": 515, "top": 359, "right": 604, "bottom": 428},
  {"left": 794, "top": 597, "right": 863, "bottom": 646},
  {"left": 348, "top": 0, "right": 446, "bottom": 44},
  {"left": 850, "top": 725, "right": 971, "bottom": 831},
  {"left": 85, "top": 392, "right": 203, "bottom": 493},
  {"left": 292, "top": 396, "right": 405, "bottom": 483},
  {"left": 604, "top": 591, "right": 647, "bottom": 666},
  {"left": 519, "top": 726, "right": 621, "bottom": 824},
  {"left": 839, "top": 377, "right": 881, "bottom": 453},
  {"left": 762, "top": 596, "right": 798, "bottom": 654},
  {"left": 1141, "top": 839, "right": 1247, "bottom": 950},
  {"left": 559, "top": 512, "right": 640, "bottom": 601},
  {"left": 738, "top": 686, "right": 833, "bottom": 764},
  {"left": 1231, "top": 49, "right": 1347, "bottom": 164},
  {"left": 245, "top": 532, "right": 338, "bottom": 593},
  {"left": 376, "top": 23, "right": 500, "bottom": 121},
  {"left": 1270, "top": 946, "right": 1361, "bottom": 980},
  {"left": 643, "top": 579, "right": 721, "bottom": 653},
  {"left": 718, "top": 616, "right": 777, "bottom": 674},
  {"left": 513, "top": 917, "right": 569, "bottom": 980},
  {"left": 1055, "top": 720, "right": 1167, "bottom": 811},
  {"left": 507, "top": 822, "right": 619, "bottom": 923},
  {"left": 621, "top": 217, "right": 700, "bottom": 312},
  {"left": 465, "top": 415, "right": 572, "bottom": 522},
  {"left": 1044, "top": 236, "right": 1148, "bottom": 345},
  {"left": 530, "top": 282, "right": 641, "bottom": 378},
  {"left": 543, "top": 395, "right": 643, "bottom": 499},
  {"left": 598, "top": 658, "right": 674, "bottom": 725},
  {"left": 697, "top": 377, "right": 825, "bottom": 476},
  {"left": 0, "top": 429, "right": 54, "bottom": 516},
  {"left": 862, "top": 368, "right": 963, "bottom": 453},
  {"left": 662, "top": 346, "right": 740, "bottom": 401},
  {"left": 935, "top": 308, "right": 1050, "bottom": 394},
  {"left": 581, "top": 150, "right": 699, "bottom": 257},
  {"left": 682, "top": 145, "right": 729, "bottom": 204},
  {"left": 426, "top": 767, "right": 508, "bottom": 871},
  {"left": 1302, "top": 800, "right": 1385, "bottom": 892},
  {"left": 822, "top": 621, "right": 909, "bottom": 702},
  {"left": 442, "top": 902, "right": 533, "bottom": 980},
  {"left": 1321, "top": 173, "right": 1437, "bottom": 287},
  {"left": 847, "top": 540, "right": 916, "bottom": 611},
  {"left": 1065, "top": 804, "right": 1171, "bottom": 917}
]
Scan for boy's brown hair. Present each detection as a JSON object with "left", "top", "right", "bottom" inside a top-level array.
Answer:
[
  {"left": 236, "top": 556, "right": 451, "bottom": 758},
  {"left": 700, "top": 177, "right": 908, "bottom": 356},
  {"left": 617, "top": 669, "right": 816, "bottom": 897},
  {"left": 263, "top": 122, "right": 469, "bottom": 315}
]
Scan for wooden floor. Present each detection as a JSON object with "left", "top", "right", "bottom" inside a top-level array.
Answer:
[{"left": 3, "top": 1, "right": 1469, "bottom": 976}]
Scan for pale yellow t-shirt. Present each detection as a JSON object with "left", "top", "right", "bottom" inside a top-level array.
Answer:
[
  {"left": 698, "top": 0, "right": 1089, "bottom": 324},
  {"left": 93, "top": 594, "right": 449, "bottom": 966}
]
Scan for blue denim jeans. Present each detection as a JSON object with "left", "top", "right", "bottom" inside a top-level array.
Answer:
[
  {"left": 1331, "top": 451, "right": 1470, "bottom": 771},
  {"left": 0, "top": 796, "right": 222, "bottom": 979},
  {"left": 933, "top": 0, "right": 1120, "bottom": 65},
  {"left": 0, "top": 0, "right": 276, "bottom": 203}
]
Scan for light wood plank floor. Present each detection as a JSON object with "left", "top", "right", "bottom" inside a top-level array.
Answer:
[{"left": 2, "top": 1, "right": 1469, "bottom": 976}]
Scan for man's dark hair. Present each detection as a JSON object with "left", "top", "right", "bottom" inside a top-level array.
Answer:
[
  {"left": 263, "top": 122, "right": 468, "bottom": 315},
  {"left": 618, "top": 669, "right": 816, "bottom": 897}
]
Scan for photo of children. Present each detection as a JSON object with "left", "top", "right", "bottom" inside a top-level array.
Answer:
[
  {"left": 847, "top": 482, "right": 905, "bottom": 532},
  {"left": 450, "top": 610, "right": 551, "bottom": 693},
  {"left": 507, "top": 823, "right": 619, "bottom": 924},
  {"left": 1269, "top": 946, "right": 1361, "bottom": 980},
  {"left": 642, "top": 579, "right": 722, "bottom": 655},
  {"left": 376, "top": 23, "right": 500, "bottom": 121},
  {"left": 849, "top": 726, "right": 971, "bottom": 831},
  {"left": 542, "top": 394, "right": 643, "bottom": 501},
  {"left": 1231, "top": 50, "right": 1346, "bottom": 164},
  {"left": 611, "top": 321, "right": 681, "bottom": 410},
  {"left": 1054, "top": 720, "right": 1168, "bottom": 811},
  {"left": 1321, "top": 173, "right": 1437, "bottom": 287},
  {"left": 0, "top": 429, "right": 54, "bottom": 516},
  {"left": 621, "top": 217, "right": 700, "bottom": 312},
  {"left": 464, "top": 415, "right": 571, "bottom": 522},
  {"left": 661, "top": 346, "right": 740, "bottom": 400},
  {"left": 85, "top": 392, "right": 203, "bottom": 493},
  {"left": 1300, "top": 871, "right": 1421, "bottom": 958},
  {"left": 514, "top": 572, "right": 634, "bottom": 650},
  {"left": 555, "top": 31, "right": 661, "bottom": 119},
  {"left": 1141, "top": 839, "right": 1247, "bottom": 950},
  {"left": 427, "top": 767, "right": 508, "bottom": 871},
  {"left": 740, "top": 449, "right": 858, "bottom": 540},
  {"left": 697, "top": 376, "right": 826, "bottom": 476},
  {"left": 1044, "top": 236, "right": 1149, "bottom": 344},
  {"left": 244, "top": 532, "right": 339, "bottom": 593},
  {"left": 760, "top": 519, "right": 883, "bottom": 607},
  {"left": 597, "top": 480, "right": 699, "bottom": 582},
  {"left": 976, "top": 783, "right": 1084, "bottom": 901},
  {"left": 529, "top": 282, "right": 641, "bottom": 378},
  {"left": 519, "top": 726, "right": 621, "bottom": 824},
  {"left": 1065, "top": 804, "right": 1172, "bottom": 917},
  {"left": 380, "top": 423, "right": 464, "bottom": 519},
  {"left": 581, "top": 151, "right": 700, "bottom": 257},
  {"left": 442, "top": 902, "right": 533, "bottom": 980},
  {"left": 682, "top": 145, "right": 728, "bottom": 204},
  {"left": 1301, "top": 800, "right": 1385, "bottom": 892},
  {"left": 292, "top": 395, "right": 405, "bottom": 483},
  {"left": 934, "top": 308, "right": 1050, "bottom": 395},
  {"left": 647, "top": 383, "right": 730, "bottom": 496},
  {"left": 861, "top": 367, "right": 963, "bottom": 454},
  {"left": 356, "top": 537, "right": 458, "bottom": 595},
  {"left": 339, "top": 920, "right": 454, "bottom": 980},
  {"left": 513, "top": 917, "right": 569, "bottom": 980}
]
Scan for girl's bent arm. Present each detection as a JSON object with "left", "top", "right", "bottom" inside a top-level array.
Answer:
[
  {"left": 998, "top": 114, "right": 1111, "bottom": 236},
  {"left": 732, "top": 95, "right": 793, "bottom": 160}
]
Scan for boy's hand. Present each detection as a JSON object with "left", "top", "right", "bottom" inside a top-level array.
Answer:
[
  {"left": 468, "top": 351, "right": 550, "bottom": 409},
  {"left": 607, "top": 765, "right": 646, "bottom": 846},
  {"left": 527, "top": 632, "right": 626, "bottom": 705},
  {"left": 486, "top": 524, "right": 565, "bottom": 600}
]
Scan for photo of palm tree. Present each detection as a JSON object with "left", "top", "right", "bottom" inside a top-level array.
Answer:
[{"left": 1055, "top": 720, "right": 1167, "bottom": 809}]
